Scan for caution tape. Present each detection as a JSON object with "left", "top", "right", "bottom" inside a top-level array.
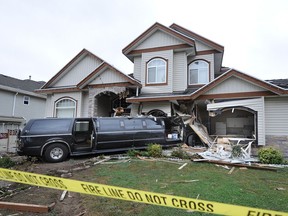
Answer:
[{"left": 0, "top": 168, "right": 287, "bottom": 216}]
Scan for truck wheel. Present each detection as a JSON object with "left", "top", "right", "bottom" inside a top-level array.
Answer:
[
  {"left": 44, "top": 144, "right": 68, "bottom": 163},
  {"left": 186, "top": 134, "right": 195, "bottom": 146}
]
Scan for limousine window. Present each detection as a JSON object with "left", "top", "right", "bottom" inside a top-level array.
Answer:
[
  {"left": 29, "top": 119, "right": 72, "bottom": 134},
  {"left": 145, "top": 119, "right": 163, "bottom": 129},
  {"left": 75, "top": 121, "right": 89, "bottom": 132},
  {"left": 98, "top": 119, "right": 122, "bottom": 131},
  {"left": 123, "top": 119, "right": 143, "bottom": 130}
]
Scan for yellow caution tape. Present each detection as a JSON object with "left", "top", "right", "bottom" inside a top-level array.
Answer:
[{"left": 0, "top": 168, "right": 287, "bottom": 216}]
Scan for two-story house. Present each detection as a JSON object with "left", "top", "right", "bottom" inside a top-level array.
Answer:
[
  {"left": 0, "top": 74, "right": 46, "bottom": 151},
  {"left": 122, "top": 23, "right": 288, "bottom": 155}
]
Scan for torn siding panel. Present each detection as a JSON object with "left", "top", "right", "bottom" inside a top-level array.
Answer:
[{"left": 207, "top": 97, "right": 265, "bottom": 145}]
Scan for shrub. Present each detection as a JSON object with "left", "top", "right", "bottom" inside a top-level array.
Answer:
[
  {"left": 127, "top": 149, "right": 141, "bottom": 157},
  {"left": 171, "top": 148, "right": 190, "bottom": 159},
  {"left": 258, "top": 147, "right": 283, "bottom": 164},
  {"left": 147, "top": 144, "right": 162, "bottom": 158},
  {"left": 231, "top": 145, "right": 242, "bottom": 158},
  {"left": 0, "top": 156, "right": 16, "bottom": 168}
]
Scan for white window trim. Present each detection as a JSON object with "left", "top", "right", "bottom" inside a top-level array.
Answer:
[
  {"left": 23, "top": 96, "right": 30, "bottom": 105},
  {"left": 54, "top": 98, "right": 76, "bottom": 118},
  {"left": 188, "top": 60, "right": 209, "bottom": 85},
  {"left": 147, "top": 58, "right": 167, "bottom": 84}
]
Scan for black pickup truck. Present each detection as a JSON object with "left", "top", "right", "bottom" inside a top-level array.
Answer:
[{"left": 17, "top": 117, "right": 183, "bottom": 162}]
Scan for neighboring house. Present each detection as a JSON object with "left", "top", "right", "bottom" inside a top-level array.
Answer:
[
  {"left": 37, "top": 49, "right": 141, "bottom": 118},
  {"left": 0, "top": 74, "right": 46, "bottom": 151},
  {"left": 122, "top": 22, "right": 288, "bottom": 155}
]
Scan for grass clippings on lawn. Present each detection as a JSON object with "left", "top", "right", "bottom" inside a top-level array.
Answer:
[{"left": 72, "top": 159, "right": 288, "bottom": 216}]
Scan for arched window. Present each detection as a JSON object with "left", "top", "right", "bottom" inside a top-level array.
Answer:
[
  {"left": 147, "top": 58, "right": 167, "bottom": 84},
  {"left": 55, "top": 98, "right": 76, "bottom": 118},
  {"left": 188, "top": 60, "right": 209, "bottom": 85}
]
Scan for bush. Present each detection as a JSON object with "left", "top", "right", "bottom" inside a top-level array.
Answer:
[
  {"left": 0, "top": 156, "right": 16, "bottom": 168},
  {"left": 258, "top": 147, "right": 283, "bottom": 164},
  {"left": 147, "top": 144, "right": 162, "bottom": 158},
  {"left": 171, "top": 148, "right": 190, "bottom": 159}
]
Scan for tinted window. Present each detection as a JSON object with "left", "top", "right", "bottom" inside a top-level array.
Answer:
[
  {"left": 98, "top": 119, "right": 122, "bottom": 131},
  {"left": 123, "top": 119, "right": 143, "bottom": 130},
  {"left": 29, "top": 119, "right": 72, "bottom": 134},
  {"left": 74, "top": 121, "right": 90, "bottom": 132},
  {"left": 145, "top": 119, "right": 163, "bottom": 129}
]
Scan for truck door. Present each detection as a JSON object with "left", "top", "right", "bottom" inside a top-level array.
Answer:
[{"left": 73, "top": 119, "right": 95, "bottom": 151}]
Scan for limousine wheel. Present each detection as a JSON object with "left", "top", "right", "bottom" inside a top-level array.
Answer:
[{"left": 44, "top": 144, "right": 68, "bottom": 163}]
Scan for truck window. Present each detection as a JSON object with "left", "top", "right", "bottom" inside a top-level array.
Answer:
[
  {"left": 75, "top": 121, "right": 90, "bottom": 132},
  {"left": 29, "top": 119, "right": 72, "bottom": 134}
]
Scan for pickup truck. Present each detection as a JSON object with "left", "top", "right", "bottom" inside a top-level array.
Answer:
[{"left": 17, "top": 117, "right": 183, "bottom": 162}]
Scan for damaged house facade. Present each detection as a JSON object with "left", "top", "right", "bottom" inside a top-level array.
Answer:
[{"left": 38, "top": 22, "right": 288, "bottom": 156}]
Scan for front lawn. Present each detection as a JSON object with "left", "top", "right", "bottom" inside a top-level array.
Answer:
[{"left": 73, "top": 159, "right": 288, "bottom": 216}]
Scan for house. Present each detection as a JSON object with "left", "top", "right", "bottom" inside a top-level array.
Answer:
[
  {"left": 37, "top": 49, "right": 141, "bottom": 118},
  {"left": 122, "top": 22, "right": 288, "bottom": 156},
  {"left": 38, "top": 23, "right": 288, "bottom": 156},
  {"left": 0, "top": 74, "right": 46, "bottom": 151}
]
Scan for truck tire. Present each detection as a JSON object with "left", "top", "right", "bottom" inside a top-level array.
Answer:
[
  {"left": 186, "top": 134, "right": 195, "bottom": 146},
  {"left": 44, "top": 144, "right": 68, "bottom": 163}
]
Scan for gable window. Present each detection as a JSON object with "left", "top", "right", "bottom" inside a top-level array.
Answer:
[
  {"left": 55, "top": 98, "right": 76, "bottom": 118},
  {"left": 23, "top": 96, "right": 30, "bottom": 105},
  {"left": 147, "top": 58, "right": 167, "bottom": 84},
  {"left": 188, "top": 60, "right": 209, "bottom": 85}
]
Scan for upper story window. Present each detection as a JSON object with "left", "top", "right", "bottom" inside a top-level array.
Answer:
[
  {"left": 23, "top": 96, "right": 30, "bottom": 105},
  {"left": 188, "top": 60, "right": 209, "bottom": 85},
  {"left": 147, "top": 58, "right": 167, "bottom": 84},
  {"left": 55, "top": 98, "right": 76, "bottom": 118}
]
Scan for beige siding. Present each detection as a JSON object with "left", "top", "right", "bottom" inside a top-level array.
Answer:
[
  {"left": 265, "top": 96, "right": 288, "bottom": 135},
  {"left": 135, "top": 30, "right": 183, "bottom": 50},
  {"left": 90, "top": 68, "right": 127, "bottom": 85},
  {"left": 173, "top": 52, "right": 187, "bottom": 92},
  {"left": 133, "top": 56, "right": 141, "bottom": 81},
  {"left": 53, "top": 55, "right": 103, "bottom": 87},
  {"left": 188, "top": 54, "right": 214, "bottom": 82},
  {"left": 142, "top": 101, "right": 171, "bottom": 116},
  {"left": 81, "top": 91, "right": 89, "bottom": 117},
  {"left": 207, "top": 97, "right": 265, "bottom": 145},
  {"left": 206, "top": 76, "right": 265, "bottom": 95},
  {"left": 141, "top": 50, "right": 173, "bottom": 94},
  {"left": 195, "top": 41, "right": 212, "bottom": 51}
]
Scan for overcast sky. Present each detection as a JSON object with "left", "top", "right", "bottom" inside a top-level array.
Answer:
[{"left": 1, "top": 0, "right": 287, "bottom": 82}]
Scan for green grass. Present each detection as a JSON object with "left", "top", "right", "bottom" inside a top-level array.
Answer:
[{"left": 72, "top": 160, "right": 288, "bottom": 216}]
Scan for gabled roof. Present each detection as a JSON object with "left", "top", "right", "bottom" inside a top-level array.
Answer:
[
  {"left": 77, "top": 62, "right": 141, "bottom": 89},
  {"left": 41, "top": 49, "right": 104, "bottom": 89},
  {"left": 191, "top": 69, "right": 287, "bottom": 100},
  {"left": 169, "top": 23, "right": 224, "bottom": 53},
  {"left": 266, "top": 79, "right": 288, "bottom": 89},
  {"left": 0, "top": 74, "right": 45, "bottom": 92},
  {"left": 122, "top": 22, "right": 196, "bottom": 58}
]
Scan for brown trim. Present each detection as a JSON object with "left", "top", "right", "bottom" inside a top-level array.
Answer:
[
  {"left": 169, "top": 23, "right": 224, "bottom": 52},
  {"left": 77, "top": 62, "right": 141, "bottom": 89},
  {"left": 197, "top": 91, "right": 276, "bottom": 100},
  {"left": 128, "top": 44, "right": 192, "bottom": 55},
  {"left": 145, "top": 57, "right": 168, "bottom": 86},
  {"left": 88, "top": 82, "right": 135, "bottom": 88},
  {"left": 41, "top": 49, "right": 104, "bottom": 89},
  {"left": 53, "top": 96, "right": 78, "bottom": 117},
  {"left": 127, "top": 95, "right": 191, "bottom": 103},
  {"left": 197, "top": 50, "right": 218, "bottom": 55},
  {"left": 0, "top": 201, "right": 49, "bottom": 213},
  {"left": 187, "top": 59, "right": 211, "bottom": 87},
  {"left": 122, "top": 22, "right": 195, "bottom": 55},
  {"left": 35, "top": 87, "right": 80, "bottom": 94}
]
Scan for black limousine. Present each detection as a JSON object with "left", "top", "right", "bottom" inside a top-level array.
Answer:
[{"left": 17, "top": 117, "right": 183, "bottom": 162}]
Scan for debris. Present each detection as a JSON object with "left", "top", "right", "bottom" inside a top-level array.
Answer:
[
  {"left": 228, "top": 167, "right": 235, "bottom": 174},
  {"left": 60, "top": 190, "right": 68, "bottom": 201},
  {"left": 75, "top": 211, "right": 87, "bottom": 216},
  {"left": 215, "top": 164, "right": 230, "bottom": 170},
  {"left": 188, "top": 120, "right": 214, "bottom": 147},
  {"left": 102, "top": 159, "right": 130, "bottom": 164},
  {"left": 275, "top": 188, "right": 286, "bottom": 191},
  {"left": 93, "top": 157, "right": 111, "bottom": 165},
  {"left": 60, "top": 173, "right": 73, "bottom": 178},
  {"left": 170, "top": 180, "right": 199, "bottom": 183},
  {"left": 194, "top": 160, "right": 277, "bottom": 171},
  {"left": 0, "top": 201, "right": 49, "bottom": 213},
  {"left": 178, "top": 163, "right": 188, "bottom": 170},
  {"left": 72, "top": 165, "right": 90, "bottom": 172}
]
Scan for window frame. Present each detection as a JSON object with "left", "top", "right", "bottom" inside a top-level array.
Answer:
[
  {"left": 23, "top": 96, "right": 30, "bottom": 105},
  {"left": 188, "top": 59, "right": 210, "bottom": 86},
  {"left": 146, "top": 57, "right": 168, "bottom": 86},
  {"left": 54, "top": 97, "right": 77, "bottom": 118}
]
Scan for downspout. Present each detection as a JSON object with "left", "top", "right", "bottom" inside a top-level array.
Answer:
[
  {"left": 136, "top": 87, "right": 139, "bottom": 97},
  {"left": 12, "top": 92, "right": 18, "bottom": 116}
]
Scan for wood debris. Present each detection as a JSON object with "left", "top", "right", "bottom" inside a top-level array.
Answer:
[
  {"left": 178, "top": 163, "right": 188, "bottom": 170},
  {"left": 228, "top": 167, "right": 235, "bottom": 174},
  {"left": 0, "top": 201, "right": 49, "bottom": 213}
]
